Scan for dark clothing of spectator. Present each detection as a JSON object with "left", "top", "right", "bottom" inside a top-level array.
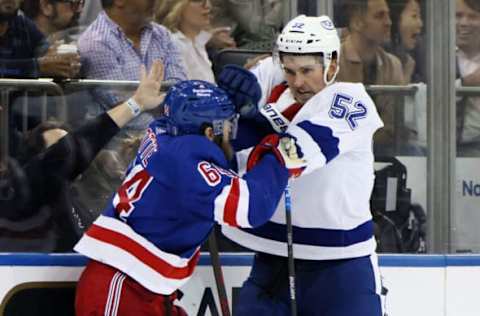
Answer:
[
  {"left": 0, "top": 113, "right": 119, "bottom": 252},
  {"left": 0, "top": 15, "right": 48, "bottom": 78},
  {"left": 297, "top": 0, "right": 317, "bottom": 15}
]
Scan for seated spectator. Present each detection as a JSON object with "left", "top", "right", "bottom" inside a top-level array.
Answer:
[
  {"left": 336, "top": 0, "right": 412, "bottom": 155},
  {"left": 209, "top": 0, "right": 283, "bottom": 50},
  {"left": 78, "top": 0, "right": 187, "bottom": 131},
  {"left": 156, "top": 0, "right": 216, "bottom": 83},
  {"left": 21, "top": 0, "right": 85, "bottom": 43},
  {"left": 386, "top": 0, "right": 424, "bottom": 83},
  {"left": 16, "top": 0, "right": 86, "bottom": 131},
  {"left": 0, "top": 0, "right": 80, "bottom": 78},
  {"left": 385, "top": 0, "right": 427, "bottom": 151},
  {"left": 78, "top": 0, "right": 101, "bottom": 27},
  {"left": 456, "top": 0, "right": 480, "bottom": 156},
  {"left": 0, "top": 60, "right": 165, "bottom": 252}
]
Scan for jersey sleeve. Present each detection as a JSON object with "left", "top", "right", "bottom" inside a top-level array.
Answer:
[
  {"left": 287, "top": 83, "right": 384, "bottom": 175},
  {"left": 173, "top": 138, "right": 289, "bottom": 229}
]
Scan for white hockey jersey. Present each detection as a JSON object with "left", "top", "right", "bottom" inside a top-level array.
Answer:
[{"left": 223, "top": 57, "right": 384, "bottom": 260}]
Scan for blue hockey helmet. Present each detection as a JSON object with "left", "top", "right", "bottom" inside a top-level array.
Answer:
[{"left": 162, "top": 80, "right": 238, "bottom": 137}]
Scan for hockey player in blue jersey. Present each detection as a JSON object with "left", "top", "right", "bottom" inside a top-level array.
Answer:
[
  {"left": 218, "top": 15, "right": 387, "bottom": 316},
  {"left": 74, "top": 79, "right": 305, "bottom": 316}
]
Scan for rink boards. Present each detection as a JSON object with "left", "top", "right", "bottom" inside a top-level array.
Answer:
[{"left": 0, "top": 253, "right": 478, "bottom": 316}]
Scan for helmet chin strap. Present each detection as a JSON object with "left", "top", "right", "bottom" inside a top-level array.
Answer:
[{"left": 323, "top": 56, "right": 339, "bottom": 86}]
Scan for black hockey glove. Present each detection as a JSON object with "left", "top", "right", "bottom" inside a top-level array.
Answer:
[{"left": 217, "top": 64, "right": 261, "bottom": 118}]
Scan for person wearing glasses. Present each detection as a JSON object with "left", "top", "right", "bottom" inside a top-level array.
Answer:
[
  {"left": 21, "top": 0, "right": 84, "bottom": 79},
  {"left": 0, "top": 0, "right": 80, "bottom": 78},
  {"left": 22, "top": 0, "right": 85, "bottom": 41}
]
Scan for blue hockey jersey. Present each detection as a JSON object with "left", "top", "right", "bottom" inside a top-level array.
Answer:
[{"left": 74, "top": 120, "right": 289, "bottom": 295}]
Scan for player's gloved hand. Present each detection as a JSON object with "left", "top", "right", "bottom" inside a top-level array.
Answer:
[
  {"left": 217, "top": 64, "right": 261, "bottom": 118},
  {"left": 247, "top": 134, "right": 306, "bottom": 178}
]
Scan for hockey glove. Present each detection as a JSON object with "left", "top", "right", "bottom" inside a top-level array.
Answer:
[
  {"left": 217, "top": 64, "right": 262, "bottom": 118},
  {"left": 247, "top": 134, "right": 306, "bottom": 178}
]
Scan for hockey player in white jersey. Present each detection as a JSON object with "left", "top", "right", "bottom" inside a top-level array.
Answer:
[{"left": 218, "top": 15, "right": 386, "bottom": 315}]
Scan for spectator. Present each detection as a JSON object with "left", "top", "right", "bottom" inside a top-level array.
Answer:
[
  {"left": 156, "top": 0, "right": 215, "bottom": 83},
  {"left": 0, "top": 60, "right": 165, "bottom": 252},
  {"left": 456, "top": 0, "right": 480, "bottom": 156},
  {"left": 386, "top": 0, "right": 424, "bottom": 83},
  {"left": 0, "top": 0, "right": 80, "bottom": 78},
  {"left": 78, "top": 0, "right": 187, "bottom": 131},
  {"left": 18, "top": 0, "right": 86, "bottom": 124},
  {"left": 385, "top": 0, "right": 427, "bottom": 151},
  {"left": 209, "top": 0, "right": 283, "bottom": 50},
  {"left": 336, "top": 0, "right": 407, "bottom": 155},
  {"left": 78, "top": 0, "right": 102, "bottom": 27},
  {"left": 22, "top": 0, "right": 85, "bottom": 43}
]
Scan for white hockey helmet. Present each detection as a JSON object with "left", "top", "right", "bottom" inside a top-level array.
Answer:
[{"left": 275, "top": 15, "right": 341, "bottom": 85}]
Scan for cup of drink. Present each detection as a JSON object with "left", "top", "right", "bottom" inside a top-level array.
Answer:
[{"left": 56, "top": 43, "right": 78, "bottom": 55}]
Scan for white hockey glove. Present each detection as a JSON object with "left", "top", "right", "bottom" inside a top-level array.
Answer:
[{"left": 247, "top": 134, "right": 306, "bottom": 178}]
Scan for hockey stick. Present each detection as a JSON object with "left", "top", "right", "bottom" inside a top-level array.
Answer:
[
  {"left": 208, "top": 228, "right": 231, "bottom": 316},
  {"left": 284, "top": 184, "right": 298, "bottom": 316}
]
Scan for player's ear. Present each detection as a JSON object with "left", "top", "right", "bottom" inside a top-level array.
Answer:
[
  {"left": 204, "top": 126, "right": 214, "bottom": 141},
  {"left": 326, "top": 55, "right": 338, "bottom": 81}
]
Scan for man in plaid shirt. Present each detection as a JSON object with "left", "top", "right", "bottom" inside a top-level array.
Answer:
[{"left": 78, "top": 0, "right": 187, "bottom": 130}]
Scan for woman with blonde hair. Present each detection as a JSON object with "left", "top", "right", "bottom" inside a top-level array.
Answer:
[{"left": 157, "top": 0, "right": 231, "bottom": 83}]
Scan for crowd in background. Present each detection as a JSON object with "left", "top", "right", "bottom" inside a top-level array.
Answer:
[{"left": 0, "top": 0, "right": 477, "bottom": 252}]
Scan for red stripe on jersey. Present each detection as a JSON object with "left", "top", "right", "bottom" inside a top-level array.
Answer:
[
  {"left": 281, "top": 103, "right": 302, "bottom": 121},
  {"left": 86, "top": 224, "right": 200, "bottom": 279},
  {"left": 266, "top": 83, "right": 302, "bottom": 121},
  {"left": 267, "top": 83, "right": 289, "bottom": 103},
  {"left": 223, "top": 177, "right": 240, "bottom": 226},
  {"left": 115, "top": 169, "right": 152, "bottom": 215}
]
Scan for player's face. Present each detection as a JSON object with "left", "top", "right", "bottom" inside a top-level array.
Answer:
[
  {"left": 206, "top": 116, "right": 237, "bottom": 161},
  {"left": 281, "top": 55, "right": 326, "bottom": 105},
  {"left": 209, "top": 124, "right": 233, "bottom": 161},
  {"left": 456, "top": 0, "right": 480, "bottom": 52},
  {"left": 399, "top": 0, "right": 423, "bottom": 51}
]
